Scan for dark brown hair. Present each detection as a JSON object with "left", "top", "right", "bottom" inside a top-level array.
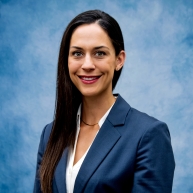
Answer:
[{"left": 39, "top": 9, "right": 125, "bottom": 193}]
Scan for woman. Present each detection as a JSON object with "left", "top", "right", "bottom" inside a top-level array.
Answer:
[{"left": 34, "top": 10, "right": 175, "bottom": 193}]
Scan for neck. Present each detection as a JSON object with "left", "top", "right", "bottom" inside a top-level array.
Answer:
[{"left": 81, "top": 94, "right": 116, "bottom": 125}]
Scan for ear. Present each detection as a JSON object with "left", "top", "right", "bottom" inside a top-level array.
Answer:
[{"left": 115, "top": 50, "right": 126, "bottom": 71}]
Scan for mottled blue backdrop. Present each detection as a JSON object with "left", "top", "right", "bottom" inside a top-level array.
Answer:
[{"left": 0, "top": 0, "right": 193, "bottom": 192}]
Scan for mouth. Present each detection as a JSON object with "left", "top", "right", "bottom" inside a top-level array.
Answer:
[{"left": 78, "top": 75, "right": 101, "bottom": 84}]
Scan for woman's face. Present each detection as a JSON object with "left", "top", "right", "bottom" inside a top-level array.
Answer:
[{"left": 68, "top": 23, "right": 125, "bottom": 98}]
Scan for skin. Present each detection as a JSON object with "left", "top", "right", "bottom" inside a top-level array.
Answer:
[{"left": 68, "top": 23, "right": 125, "bottom": 164}]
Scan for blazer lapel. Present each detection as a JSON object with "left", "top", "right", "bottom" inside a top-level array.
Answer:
[
  {"left": 74, "top": 120, "right": 121, "bottom": 193},
  {"left": 54, "top": 147, "right": 68, "bottom": 193},
  {"left": 74, "top": 95, "right": 130, "bottom": 193}
]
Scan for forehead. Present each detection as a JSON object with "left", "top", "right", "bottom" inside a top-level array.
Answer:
[{"left": 70, "top": 23, "right": 113, "bottom": 48}]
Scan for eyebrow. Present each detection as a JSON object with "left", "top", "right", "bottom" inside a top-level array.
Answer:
[{"left": 69, "top": 46, "right": 110, "bottom": 50}]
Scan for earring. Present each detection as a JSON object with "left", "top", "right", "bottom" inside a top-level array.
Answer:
[{"left": 116, "top": 67, "right": 119, "bottom": 71}]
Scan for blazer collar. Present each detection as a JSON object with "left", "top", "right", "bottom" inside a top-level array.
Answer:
[
  {"left": 54, "top": 94, "right": 131, "bottom": 193},
  {"left": 108, "top": 94, "right": 131, "bottom": 126}
]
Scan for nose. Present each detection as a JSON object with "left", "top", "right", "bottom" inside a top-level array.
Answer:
[{"left": 81, "top": 54, "right": 95, "bottom": 70}]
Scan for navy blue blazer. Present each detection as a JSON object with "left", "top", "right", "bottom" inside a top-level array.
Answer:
[{"left": 34, "top": 94, "right": 175, "bottom": 193}]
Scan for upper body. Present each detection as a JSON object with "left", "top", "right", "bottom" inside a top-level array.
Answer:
[
  {"left": 34, "top": 10, "right": 175, "bottom": 193},
  {"left": 34, "top": 94, "right": 175, "bottom": 193}
]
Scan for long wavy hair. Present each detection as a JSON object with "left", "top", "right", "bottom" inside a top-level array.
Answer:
[{"left": 39, "top": 9, "right": 125, "bottom": 193}]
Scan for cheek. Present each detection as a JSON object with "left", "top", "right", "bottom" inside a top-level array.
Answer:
[
  {"left": 68, "top": 62, "right": 76, "bottom": 74},
  {"left": 68, "top": 66, "right": 75, "bottom": 83},
  {"left": 68, "top": 59, "right": 81, "bottom": 73},
  {"left": 68, "top": 63, "right": 79, "bottom": 85},
  {"left": 106, "top": 60, "right": 116, "bottom": 74},
  {"left": 68, "top": 69, "right": 76, "bottom": 85}
]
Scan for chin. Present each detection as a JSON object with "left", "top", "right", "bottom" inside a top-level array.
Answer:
[{"left": 81, "top": 92, "right": 98, "bottom": 98}]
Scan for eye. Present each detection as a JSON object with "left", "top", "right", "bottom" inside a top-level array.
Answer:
[
  {"left": 72, "top": 51, "right": 83, "bottom": 57},
  {"left": 95, "top": 51, "right": 106, "bottom": 57}
]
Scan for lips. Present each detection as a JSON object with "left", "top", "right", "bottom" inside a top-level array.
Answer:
[
  {"left": 81, "top": 77, "right": 98, "bottom": 80},
  {"left": 78, "top": 75, "right": 101, "bottom": 84}
]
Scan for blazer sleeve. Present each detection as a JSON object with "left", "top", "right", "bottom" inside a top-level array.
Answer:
[
  {"left": 33, "top": 125, "right": 48, "bottom": 193},
  {"left": 131, "top": 121, "right": 175, "bottom": 193}
]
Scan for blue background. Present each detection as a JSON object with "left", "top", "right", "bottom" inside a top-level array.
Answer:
[{"left": 0, "top": 0, "right": 193, "bottom": 192}]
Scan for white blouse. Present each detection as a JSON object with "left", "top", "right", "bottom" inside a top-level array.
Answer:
[{"left": 66, "top": 104, "right": 114, "bottom": 193}]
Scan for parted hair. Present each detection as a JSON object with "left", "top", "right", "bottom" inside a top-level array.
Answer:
[{"left": 39, "top": 9, "right": 125, "bottom": 193}]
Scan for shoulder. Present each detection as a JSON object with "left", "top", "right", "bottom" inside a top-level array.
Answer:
[
  {"left": 113, "top": 94, "right": 170, "bottom": 137},
  {"left": 129, "top": 104, "right": 170, "bottom": 137},
  {"left": 129, "top": 106, "right": 166, "bottom": 130},
  {"left": 39, "top": 121, "right": 54, "bottom": 152},
  {"left": 112, "top": 94, "right": 161, "bottom": 125},
  {"left": 42, "top": 122, "right": 54, "bottom": 140}
]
